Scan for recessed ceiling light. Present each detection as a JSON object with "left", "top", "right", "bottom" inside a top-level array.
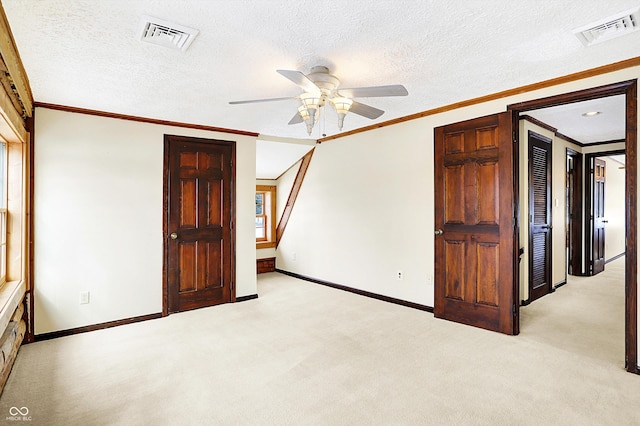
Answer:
[{"left": 582, "top": 111, "right": 601, "bottom": 117}]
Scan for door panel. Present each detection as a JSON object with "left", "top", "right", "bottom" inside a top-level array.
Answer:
[
  {"left": 477, "top": 161, "right": 499, "bottom": 224},
  {"left": 528, "top": 132, "right": 552, "bottom": 302},
  {"left": 476, "top": 241, "right": 499, "bottom": 306},
  {"left": 165, "top": 135, "right": 235, "bottom": 314},
  {"left": 434, "top": 112, "right": 517, "bottom": 335}
]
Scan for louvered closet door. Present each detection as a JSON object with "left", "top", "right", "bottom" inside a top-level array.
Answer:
[{"left": 528, "top": 132, "right": 552, "bottom": 302}]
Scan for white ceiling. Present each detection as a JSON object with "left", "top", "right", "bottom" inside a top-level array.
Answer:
[
  {"left": 527, "top": 95, "right": 626, "bottom": 144},
  {"left": 3, "top": 1, "right": 639, "bottom": 176},
  {"left": 609, "top": 154, "right": 626, "bottom": 165},
  {"left": 256, "top": 137, "right": 314, "bottom": 179}
]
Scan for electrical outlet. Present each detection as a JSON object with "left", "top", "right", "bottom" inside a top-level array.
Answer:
[
  {"left": 80, "top": 291, "right": 90, "bottom": 305},
  {"left": 397, "top": 270, "right": 403, "bottom": 280},
  {"left": 292, "top": 252, "right": 297, "bottom": 261}
]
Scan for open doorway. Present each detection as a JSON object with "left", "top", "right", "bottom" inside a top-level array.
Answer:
[
  {"left": 565, "top": 149, "right": 625, "bottom": 277},
  {"left": 584, "top": 150, "right": 626, "bottom": 276},
  {"left": 508, "top": 79, "right": 637, "bottom": 373}
]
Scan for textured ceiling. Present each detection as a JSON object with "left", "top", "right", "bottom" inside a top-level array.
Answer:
[
  {"left": 527, "top": 95, "right": 626, "bottom": 144},
  {"left": 4, "top": 1, "right": 640, "bottom": 142}
]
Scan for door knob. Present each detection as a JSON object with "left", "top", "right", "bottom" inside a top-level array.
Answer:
[
  {"left": 434, "top": 229, "right": 443, "bottom": 236},
  {"left": 170, "top": 232, "right": 178, "bottom": 240}
]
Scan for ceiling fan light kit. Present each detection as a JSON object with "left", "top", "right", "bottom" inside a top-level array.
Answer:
[
  {"left": 297, "top": 105, "right": 312, "bottom": 134},
  {"left": 229, "top": 65, "right": 408, "bottom": 136},
  {"left": 331, "top": 97, "right": 353, "bottom": 131}
]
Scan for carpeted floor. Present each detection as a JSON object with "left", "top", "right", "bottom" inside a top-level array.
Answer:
[{"left": 0, "top": 257, "right": 638, "bottom": 425}]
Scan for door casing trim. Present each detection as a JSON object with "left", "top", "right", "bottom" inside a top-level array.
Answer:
[{"left": 508, "top": 79, "right": 638, "bottom": 373}]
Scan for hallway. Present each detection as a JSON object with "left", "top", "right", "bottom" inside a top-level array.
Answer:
[{"left": 520, "top": 257, "right": 625, "bottom": 366}]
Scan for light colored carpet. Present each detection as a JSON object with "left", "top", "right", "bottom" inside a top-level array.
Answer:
[{"left": 1, "top": 257, "right": 638, "bottom": 425}]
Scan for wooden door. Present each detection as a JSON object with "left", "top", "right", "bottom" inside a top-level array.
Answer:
[
  {"left": 528, "top": 132, "right": 552, "bottom": 302},
  {"left": 434, "top": 112, "right": 518, "bottom": 335},
  {"left": 164, "top": 135, "right": 235, "bottom": 314},
  {"left": 566, "top": 149, "right": 583, "bottom": 276},
  {"left": 592, "top": 158, "right": 606, "bottom": 275}
]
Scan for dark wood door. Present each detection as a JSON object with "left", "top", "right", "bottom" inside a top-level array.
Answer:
[
  {"left": 566, "top": 149, "right": 583, "bottom": 276},
  {"left": 434, "top": 112, "right": 518, "bottom": 335},
  {"left": 164, "top": 135, "right": 235, "bottom": 314},
  {"left": 528, "top": 131, "right": 552, "bottom": 302},
  {"left": 592, "top": 158, "right": 606, "bottom": 275}
]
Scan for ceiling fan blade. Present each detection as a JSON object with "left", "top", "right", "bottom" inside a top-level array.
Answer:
[
  {"left": 288, "top": 111, "right": 303, "bottom": 125},
  {"left": 338, "top": 84, "right": 408, "bottom": 98},
  {"left": 229, "top": 96, "right": 295, "bottom": 105},
  {"left": 277, "top": 69, "right": 320, "bottom": 93},
  {"left": 349, "top": 101, "right": 385, "bottom": 119}
]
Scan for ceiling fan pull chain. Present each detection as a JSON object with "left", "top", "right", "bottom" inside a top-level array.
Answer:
[{"left": 322, "top": 104, "right": 327, "bottom": 137}]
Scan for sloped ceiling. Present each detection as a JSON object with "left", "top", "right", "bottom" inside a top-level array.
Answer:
[
  {"left": 256, "top": 137, "right": 314, "bottom": 179},
  {"left": 4, "top": 1, "right": 640, "bottom": 142}
]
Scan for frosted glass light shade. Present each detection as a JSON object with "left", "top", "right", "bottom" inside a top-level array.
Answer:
[{"left": 332, "top": 97, "right": 353, "bottom": 130}]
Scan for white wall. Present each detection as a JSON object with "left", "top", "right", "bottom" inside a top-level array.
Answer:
[
  {"left": 278, "top": 120, "right": 434, "bottom": 305},
  {"left": 34, "top": 108, "right": 256, "bottom": 334},
  {"left": 603, "top": 156, "right": 626, "bottom": 260}
]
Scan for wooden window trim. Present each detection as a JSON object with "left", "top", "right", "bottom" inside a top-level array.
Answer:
[
  {"left": 0, "top": 208, "right": 6, "bottom": 287},
  {"left": 0, "top": 140, "right": 5, "bottom": 286},
  {"left": 256, "top": 185, "right": 276, "bottom": 249}
]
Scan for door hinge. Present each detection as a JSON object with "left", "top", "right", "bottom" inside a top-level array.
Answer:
[
  {"left": 512, "top": 305, "right": 517, "bottom": 315},
  {"left": 513, "top": 130, "right": 517, "bottom": 143}
]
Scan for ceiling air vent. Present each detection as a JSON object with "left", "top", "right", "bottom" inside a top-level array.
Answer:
[
  {"left": 573, "top": 7, "right": 640, "bottom": 46},
  {"left": 139, "top": 15, "right": 199, "bottom": 52}
]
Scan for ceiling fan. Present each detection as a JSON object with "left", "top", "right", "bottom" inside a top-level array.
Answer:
[{"left": 229, "top": 66, "right": 408, "bottom": 136}]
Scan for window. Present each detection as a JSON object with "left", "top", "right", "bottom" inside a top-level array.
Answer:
[
  {"left": 256, "top": 185, "right": 276, "bottom": 248},
  {"left": 255, "top": 192, "right": 266, "bottom": 241}
]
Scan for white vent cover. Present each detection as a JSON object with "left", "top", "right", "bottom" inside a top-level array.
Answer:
[
  {"left": 139, "top": 15, "right": 199, "bottom": 51},
  {"left": 574, "top": 7, "right": 640, "bottom": 46}
]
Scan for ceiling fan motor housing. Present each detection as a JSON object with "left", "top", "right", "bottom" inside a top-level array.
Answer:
[{"left": 307, "top": 66, "right": 340, "bottom": 105}]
